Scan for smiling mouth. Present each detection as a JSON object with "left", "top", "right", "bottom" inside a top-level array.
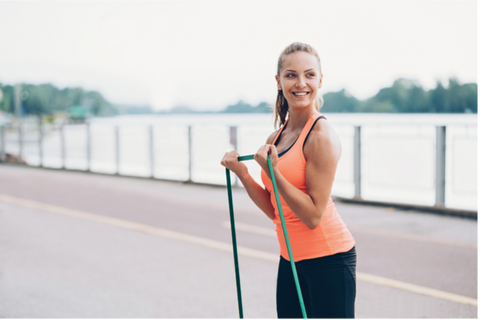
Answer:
[{"left": 293, "top": 92, "right": 309, "bottom": 96}]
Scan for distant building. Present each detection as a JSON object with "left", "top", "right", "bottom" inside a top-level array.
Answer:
[{"left": 67, "top": 105, "right": 90, "bottom": 123}]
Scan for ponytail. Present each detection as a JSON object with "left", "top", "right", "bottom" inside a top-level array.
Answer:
[
  {"left": 274, "top": 90, "right": 289, "bottom": 129},
  {"left": 317, "top": 95, "right": 324, "bottom": 110}
]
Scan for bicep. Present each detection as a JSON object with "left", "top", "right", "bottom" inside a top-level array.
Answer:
[{"left": 305, "top": 134, "right": 339, "bottom": 208}]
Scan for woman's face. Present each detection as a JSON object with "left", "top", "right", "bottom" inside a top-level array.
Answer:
[{"left": 276, "top": 51, "right": 323, "bottom": 111}]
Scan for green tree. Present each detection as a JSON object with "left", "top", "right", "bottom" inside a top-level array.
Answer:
[
  {"left": 429, "top": 81, "right": 448, "bottom": 112},
  {"left": 445, "top": 78, "right": 477, "bottom": 113},
  {"left": 0, "top": 84, "right": 14, "bottom": 113},
  {"left": 407, "top": 84, "right": 429, "bottom": 112},
  {"left": 371, "top": 78, "right": 413, "bottom": 112},
  {"left": 22, "top": 83, "right": 56, "bottom": 115},
  {"left": 252, "top": 101, "right": 272, "bottom": 113},
  {"left": 321, "top": 89, "right": 360, "bottom": 112},
  {"left": 359, "top": 99, "right": 396, "bottom": 113},
  {"left": 224, "top": 100, "right": 254, "bottom": 113},
  {"left": 462, "top": 83, "right": 477, "bottom": 113},
  {"left": 1, "top": 83, "right": 116, "bottom": 117}
]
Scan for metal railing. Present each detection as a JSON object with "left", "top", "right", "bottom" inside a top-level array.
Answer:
[
  {"left": 350, "top": 125, "right": 448, "bottom": 208},
  {"left": 0, "top": 120, "right": 476, "bottom": 216}
]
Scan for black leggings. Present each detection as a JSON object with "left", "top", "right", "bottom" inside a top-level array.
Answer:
[{"left": 276, "top": 246, "right": 356, "bottom": 318}]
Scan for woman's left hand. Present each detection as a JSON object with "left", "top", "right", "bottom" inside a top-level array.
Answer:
[{"left": 254, "top": 144, "right": 278, "bottom": 179}]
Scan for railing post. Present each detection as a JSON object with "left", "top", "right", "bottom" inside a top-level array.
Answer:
[
  {"left": 14, "top": 84, "right": 21, "bottom": 119},
  {"left": 188, "top": 126, "right": 192, "bottom": 182},
  {"left": 230, "top": 126, "right": 238, "bottom": 185},
  {"left": 61, "top": 123, "right": 66, "bottom": 169},
  {"left": 15, "top": 84, "right": 23, "bottom": 164},
  {"left": 0, "top": 126, "right": 5, "bottom": 162},
  {"left": 18, "top": 120, "right": 23, "bottom": 164},
  {"left": 86, "top": 122, "right": 91, "bottom": 171},
  {"left": 353, "top": 126, "right": 362, "bottom": 200},
  {"left": 115, "top": 125, "right": 120, "bottom": 175},
  {"left": 149, "top": 125, "right": 155, "bottom": 178},
  {"left": 435, "top": 126, "right": 446, "bottom": 208},
  {"left": 38, "top": 117, "right": 43, "bottom": 167}
]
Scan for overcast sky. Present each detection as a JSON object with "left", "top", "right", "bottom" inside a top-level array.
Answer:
[{"left": 0, "top": 0, "right": 477, "bottom": 111}]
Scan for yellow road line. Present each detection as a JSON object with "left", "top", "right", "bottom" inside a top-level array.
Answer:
[
  {"left": 0, "top": 194, "right": 273, "bottom": 260},
  {"left": 358, "top": 273, "right": 478, "bottom": 307},
  {"left": 0, "top": 193, "right": 476, "bottom": 307}
]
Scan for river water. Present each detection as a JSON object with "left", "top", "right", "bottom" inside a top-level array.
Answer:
[{"left": 4, "top": 113, "right": 477, "bottom": 211}]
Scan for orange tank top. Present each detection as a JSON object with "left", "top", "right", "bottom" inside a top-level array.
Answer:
[{"left": 261, "top": 112, "right": 355, "bottom": 262}]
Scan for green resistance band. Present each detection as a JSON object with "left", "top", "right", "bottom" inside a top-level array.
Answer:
[{"left": 225, "top": 154, "right": 307, "bottom": 319}]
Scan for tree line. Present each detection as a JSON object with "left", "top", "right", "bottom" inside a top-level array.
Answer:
[
  {"left": 225, "top": 78, "right": 477, "bottom": 114},
  {"left": 0, "top": 77, "right": 476, "bottom": 117},
  {"left": 0, "top": 83, "right": 116, "bottom": 117},
  {"left": 321, "top": 78, "right": 477, "bottom": 113}
]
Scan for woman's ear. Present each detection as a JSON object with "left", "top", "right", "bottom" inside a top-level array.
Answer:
[
  {"left": 318, "top": 74, "right": 323, "bottom": 89},
  {"left": 275, "top": 75, "right": 282, "bottom": 91}
]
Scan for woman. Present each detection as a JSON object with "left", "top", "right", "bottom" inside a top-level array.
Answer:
[{"left": 220, "top": 42, "right": 356, "bottom": 318}]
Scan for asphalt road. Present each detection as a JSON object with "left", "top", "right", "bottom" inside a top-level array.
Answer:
[{"left": 0, "top": 164, "right": 477, "bottom": 318}]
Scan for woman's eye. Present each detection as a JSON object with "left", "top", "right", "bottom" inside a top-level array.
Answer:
[
  {"left": 308, "top": 73, "right": 315, "bottom": 77},
  {"left": 286, "top": 73, "right": 295, "bottom": 77}
]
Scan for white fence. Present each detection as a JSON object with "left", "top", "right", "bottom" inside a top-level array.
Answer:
[{"left": 0, "top": 116, "right": 477, "bottom": 212}]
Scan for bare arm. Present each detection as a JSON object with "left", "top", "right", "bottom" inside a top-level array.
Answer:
[
  {"left": 255, "top": 122, "right": 341, "bottom": 229},
  {"left": 237, "top": 169, "right": 275, "bottom": 220}
]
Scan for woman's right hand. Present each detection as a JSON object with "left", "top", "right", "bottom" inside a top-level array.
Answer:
[
  {"left": 221, "top": 151, "right": 249, "bottom": 178},
  {"left": 254, "top": 144, "right": 278, "bottom": 180}
]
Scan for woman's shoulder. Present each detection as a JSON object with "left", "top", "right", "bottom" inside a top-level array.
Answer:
[
  {"left": 266, "top": 129, "right": 281, "bottom": 144},
  {"left": 304, "top": 117, "right": 342, "bottom": 161}
]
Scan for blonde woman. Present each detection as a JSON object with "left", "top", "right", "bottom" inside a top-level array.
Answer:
[{"left": 221, "top": 42, "right": 356, "bottom": 318}]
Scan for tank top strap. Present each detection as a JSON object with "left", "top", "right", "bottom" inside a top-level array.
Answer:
[
  {"left": 296, "top": 112, "right": 324, "bottom": 146},
  {"left": 272, "top": 118, "right": 289, "bottom": 145}
]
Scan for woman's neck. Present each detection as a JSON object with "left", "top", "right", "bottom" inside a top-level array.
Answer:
[{"left": 286, "top": 106, "right": 316, "bottom": 132}]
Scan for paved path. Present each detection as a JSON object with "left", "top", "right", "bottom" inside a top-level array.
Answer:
[{"left": 0, "top": 164, "right": 477, "bottom": 318}]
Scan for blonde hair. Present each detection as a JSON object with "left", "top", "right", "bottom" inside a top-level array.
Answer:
[{"left": 274, "top": 42, "right": 324, "bottom": 128}]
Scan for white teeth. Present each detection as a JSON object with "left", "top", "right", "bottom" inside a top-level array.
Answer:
[{"left": 294, "top": 92, "right": 307, "bottom": 96}]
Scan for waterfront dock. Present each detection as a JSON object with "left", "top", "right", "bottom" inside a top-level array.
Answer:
[{"left": 0, "top": 164, "right": 476, "bottom": 318}]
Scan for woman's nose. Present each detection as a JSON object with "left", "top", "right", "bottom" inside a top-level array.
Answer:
[{"left": 296, "top": 76, "right": 306, "bottom": 88}]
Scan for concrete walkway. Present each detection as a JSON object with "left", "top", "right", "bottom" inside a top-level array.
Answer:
[{"left": 0, "top": 164, "right": 477, "bottom": 318}]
